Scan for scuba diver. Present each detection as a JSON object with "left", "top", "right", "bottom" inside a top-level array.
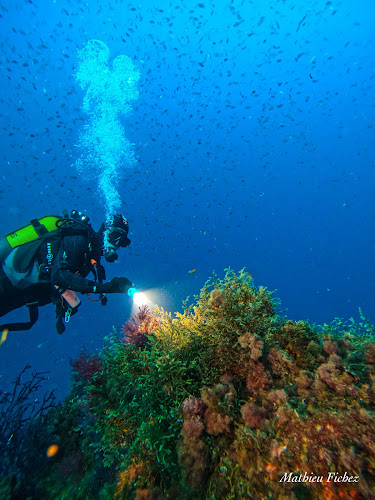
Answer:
[{"left": 0, "top": 210, "right": 133, "bottom": 334}]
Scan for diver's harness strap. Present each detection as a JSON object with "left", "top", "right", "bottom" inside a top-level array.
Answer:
[
  {"left": 0, "top": 301, "right": 39, "bottom": 332},
  {"left": 55, "top": 296, "right": 79, "bottom": 335},
  {"left": 96, "top": 262, "right": 108, "bottom": 306},
  {"left": 30, "top": 219, "right": 49, "bottom": 237}
]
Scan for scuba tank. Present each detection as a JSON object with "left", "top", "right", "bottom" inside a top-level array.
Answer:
[{"left": 0, "top": 216, "right": 60, "bottom": 263}]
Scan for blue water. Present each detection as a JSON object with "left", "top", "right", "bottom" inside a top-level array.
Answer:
[{"left": 0, "top": 0, "right": 374, "bottom": 400}]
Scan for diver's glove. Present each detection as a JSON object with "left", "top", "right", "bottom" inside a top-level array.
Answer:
[{"left": 100, "top": 277, "right": 133, "bottom": 293}]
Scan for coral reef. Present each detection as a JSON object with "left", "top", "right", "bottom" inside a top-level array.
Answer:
[
  {"left": 2, "top": 269, "right": 375, "bottom": 499},
  {"left": 70, "top": 348, "right": 103, "bottom": 383},
  {"left": 121, "top": 304, "right": 156, "bottom": 349}
]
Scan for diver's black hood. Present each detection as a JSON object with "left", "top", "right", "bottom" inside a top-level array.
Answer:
[{"left": 95, "top": 215, "right": 131, "bottom": 262}]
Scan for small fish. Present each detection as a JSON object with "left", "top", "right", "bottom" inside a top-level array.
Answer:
[
  {"left": 296, "top": 13, "right": 308, "bottom": 32},
  {"left": 188, "top": 269, "right": 197, "bottom": 274},
  {"left": 0, "top": 329, "right": 8, "bottom": 346},
  {"left": 46, "top": 444, "right": 59, "bottom": 457}
]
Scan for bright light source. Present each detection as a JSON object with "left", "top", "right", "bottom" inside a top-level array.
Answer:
[
  {"left": 127, "top": 287, "right": 149, "bottom": 307},
  {"left": 133, "top": 291, "right": 147, "bottom": 306},
  {"left": 128, "top": 287, "right": 168, "bottom": 316}
]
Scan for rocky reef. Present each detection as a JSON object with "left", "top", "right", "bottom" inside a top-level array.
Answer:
[{"left": 2, "top": 269, "right": 375, "bottom": 499}]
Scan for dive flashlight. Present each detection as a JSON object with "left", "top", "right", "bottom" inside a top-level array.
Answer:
[
  {"left": 128, "top": 287, "right": 147, "bottom": 306},
  {"left": 128, "top": 287, "right": 139, "bottom": 298}
]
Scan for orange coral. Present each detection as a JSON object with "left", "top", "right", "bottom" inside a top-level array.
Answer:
[
  {"left": 241, "top": 401, "right": 267, "bottom": 429},
  {"left": 178, "top": 401, "right": 208, "bottom": 491},
  {"left": 323, "top": 339, "right": 338, "bottom": 355},
  {"left": 366, "top": 343, "right": 375, "bottom": 365},
  {"left": 268, "top": 348, "right": 298, "bottom": 378},
  {"left": 238, "top": 332, "right": 264, "bottom": 360},
  {"left": 201, "top": 385, "right": 233, "bottom": 436},
  {"left": 246, "top": 359, "right": 272, "bottom": 394},
  {"left": 317, "top": 354, "right": 353, "bottom": 394},
  {"left": 208, "top": 288, "right": 226, "bottom": 309}
]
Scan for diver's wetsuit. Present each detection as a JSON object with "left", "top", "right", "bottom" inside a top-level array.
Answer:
[
  {"left": 0, "top": 232, "right": 105, "bottom": 318},
  {"left": 0, "top": 268, "right": 30, "bottom": 317},
  {"left": 50, "top": 234, "right": 104, "bottom": 294}
]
